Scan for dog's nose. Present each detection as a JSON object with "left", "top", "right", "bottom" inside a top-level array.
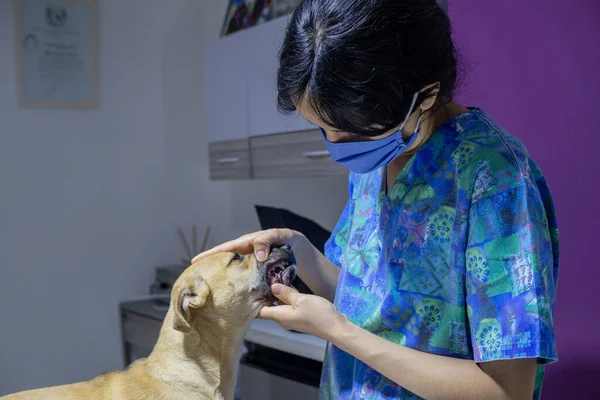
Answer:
[{"left": 280, "top": 244, "right": 291, "bottom": 251}]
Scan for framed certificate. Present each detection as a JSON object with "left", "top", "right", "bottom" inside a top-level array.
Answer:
[{"left": 13, "top": 0, "right": 99, "bottom": 109}]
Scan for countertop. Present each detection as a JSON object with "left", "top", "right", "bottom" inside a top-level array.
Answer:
[
  {"left": 245, "top": 319, "right": 327, "bottom": 362},
  {"left": 120, "top": 298, "right": 327, "bottom": 363}
]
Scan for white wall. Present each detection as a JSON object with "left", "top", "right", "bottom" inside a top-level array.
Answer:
[
  {"left": 0, "top": 0, "right": 347, "bottom": 395},
  {"left": 0, "top": 1, "right": 173, "bottom": 394}
]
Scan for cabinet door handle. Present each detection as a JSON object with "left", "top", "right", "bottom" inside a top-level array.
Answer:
[
  {"left": 217, "top": 157, "right": 240, "bottom": 164},
  {"left": 302, "top": 150, "right": 330, "bottom": 159}
]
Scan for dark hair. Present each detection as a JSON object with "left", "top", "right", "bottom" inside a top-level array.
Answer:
[{"left": 277, "top": 0, "right": 458, "bottom": 137}]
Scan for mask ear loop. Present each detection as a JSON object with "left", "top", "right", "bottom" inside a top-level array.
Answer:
[
  {"left": 398, "top": 92, "right": 421, "bottom": 132},
  {"left": 399, "top": 92, "right": 423, "bottom": 145},
  {"left": 413, "top": 110, "right": 424, "bottom": 134},
  {"left": 401, "top": 110, "right": 423, "bottom": 147}
]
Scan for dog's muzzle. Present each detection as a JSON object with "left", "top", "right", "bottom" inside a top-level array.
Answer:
[{"left": 259, "top": 245, "right": 297, "bottom": 292}]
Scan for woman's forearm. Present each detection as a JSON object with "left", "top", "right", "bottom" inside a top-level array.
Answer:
[
  {"left": 292, "top": 234, "right": 339, "bottom": 302},
  {"left": 329, "top": 318, "right": 512, "bottom": 400}
]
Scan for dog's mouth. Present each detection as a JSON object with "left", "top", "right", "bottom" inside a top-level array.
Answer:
[
  {"left": 257, "top": 246, "right": 297, "bottom": 302},
  {"left": 264, "top": 259, "right": 297, "bottom": 287}
]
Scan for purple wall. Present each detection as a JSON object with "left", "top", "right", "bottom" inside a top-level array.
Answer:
[{"left": 449, "top": 1, "right": 600, "bottom": 398}]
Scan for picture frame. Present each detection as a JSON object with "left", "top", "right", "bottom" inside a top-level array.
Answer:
[
  {"left": 220, "top": 0, "right": 273, "bottom": 37},
  {"left": 13, "top": 0, "right": 99, "bottom": 110}
]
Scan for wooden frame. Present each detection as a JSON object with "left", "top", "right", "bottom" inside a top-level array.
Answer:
[{"left": 13, "top": 0, "right": 99, "bottom": 110}]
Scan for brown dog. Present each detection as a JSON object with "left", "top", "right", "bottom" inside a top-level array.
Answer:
[{"left": 2, "top": 246, "right": 297, "bottom": 400}]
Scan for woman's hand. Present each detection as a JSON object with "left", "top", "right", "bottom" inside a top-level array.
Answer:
[
  {"left": 258, "top": 284, "right": 346, "bottom": 342},
  {"left": 192, "top": 228, "right": 302, "bottom": 263}
]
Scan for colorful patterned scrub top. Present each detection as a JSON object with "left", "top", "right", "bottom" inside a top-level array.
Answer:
[{"left": 319, "top": 109, "right": 559, "bottom": 400}]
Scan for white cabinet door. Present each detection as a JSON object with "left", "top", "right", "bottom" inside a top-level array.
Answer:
[
  {"left": 204, "top": 33, "right": 249, "bottom": 143},
  {"left": 246, "top": 17, "right": 313, "bottom": 137}
]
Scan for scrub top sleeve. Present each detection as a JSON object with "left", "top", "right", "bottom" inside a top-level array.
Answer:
[{"left": 465, "top": 178, "right": 558, "bottom": 364}]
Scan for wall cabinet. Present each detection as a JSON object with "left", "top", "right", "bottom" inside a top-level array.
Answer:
[
  {"left": 204, "top": 31, "right": 249, "bottom": 144},
  {"left": 250, "top": 129, "right": 346, "bottom": 179},
  {"left": 245, "top": 17, "right": 313, "bottom": 136},
  {"left": 209, "top": 139, "right": 252, "bottom": 180},
  {"left": 204, "top": 17, "right": 342, "bottom": 180}
]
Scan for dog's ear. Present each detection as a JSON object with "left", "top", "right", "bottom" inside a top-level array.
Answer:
[{"left": 172, "top": 275, "right": 211, "bottom": 333}]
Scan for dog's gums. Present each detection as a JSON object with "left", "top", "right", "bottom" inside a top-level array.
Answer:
[
  {"left": 265, "top": 260, "right": 297, "bottom": 286},
  {"left": 256, "top": 245, "right": 297, "bottom": 303}
]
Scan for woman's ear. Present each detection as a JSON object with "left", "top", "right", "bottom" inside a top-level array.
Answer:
[{"left": 419, "top": 82, "right": 441, "bottom": 111}]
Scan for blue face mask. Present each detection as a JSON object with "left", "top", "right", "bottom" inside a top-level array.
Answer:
[{"left": 321, "top": 92, "right": 423, "bottom": 174}]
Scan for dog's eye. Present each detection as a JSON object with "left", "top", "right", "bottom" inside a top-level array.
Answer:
[{"left": 232, "top": 253, "right": 244, "bottom": 262}]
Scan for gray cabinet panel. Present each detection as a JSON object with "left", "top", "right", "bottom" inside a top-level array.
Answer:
[
  {"left": 122, "top": 312, "right": 161, "bottom": 355},
  {"left": 209, "top": 139, "right": 252, "bottom": 180},
  {"left": 250, "top": 130, "right": 347, "bottom": 179}
]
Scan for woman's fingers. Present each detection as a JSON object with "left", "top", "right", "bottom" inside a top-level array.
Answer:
[
  {"left": 253, "top": 233, "right": 279, "bottom": 262},
  {"left": 191, "top": 232, "right": 256, "bottom": 263},
  {"left": 252, "top": 228, "right": 297, "bottom": 261},
  {"left": 191, "top": 229, "right": 296, "bottom": 264}
]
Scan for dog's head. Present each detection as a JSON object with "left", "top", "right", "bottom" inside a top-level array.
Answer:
[{"left": 170, "top": 245, "right": 296, "bottom": 333}]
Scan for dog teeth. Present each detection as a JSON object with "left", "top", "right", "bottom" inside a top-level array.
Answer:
[{"left": 265, "top": 261, "right": 296, "bottom": 288}]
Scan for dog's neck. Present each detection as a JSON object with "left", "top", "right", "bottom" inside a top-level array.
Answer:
[{"left": 147, "top": 308, "right": 250, "bottom": 400}]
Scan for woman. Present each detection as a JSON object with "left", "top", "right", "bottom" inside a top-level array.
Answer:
[{"left": 195, "top": 0, "right": 559, "bottom": 398}]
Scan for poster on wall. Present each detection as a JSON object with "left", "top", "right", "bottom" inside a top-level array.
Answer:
[
  {"left": 220, "top": 0, "right": 273, "bottom": 37},
  {"left": 13, "top": 0, "right": 99, "bottom": 110}
]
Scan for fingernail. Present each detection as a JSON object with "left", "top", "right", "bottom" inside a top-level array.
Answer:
[
  {"left": 256, "top": 250, "right": 266, "bottom": 262},
  {"left": 272, "top": 284, "right": 283, "bottom": 295}
]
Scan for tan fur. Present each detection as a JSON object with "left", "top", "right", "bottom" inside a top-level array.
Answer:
[{"left": 2, "top": 252, "right": 269, "bottom": 400}]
